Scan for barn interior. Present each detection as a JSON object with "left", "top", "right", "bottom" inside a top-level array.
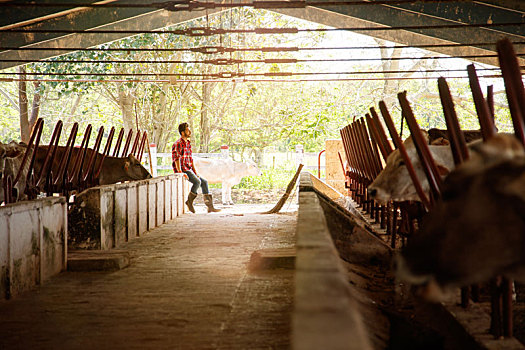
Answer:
[{"left": 1, "top": 1, "right": 525, "bottom": 349}]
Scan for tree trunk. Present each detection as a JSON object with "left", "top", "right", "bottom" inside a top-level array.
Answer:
[
  {"left": 29, "top": 81, "right": 41, "bottom": 129},
  {"left": 376, "top": 39, "right": 402, "bottom": 109},
  {"left": 118, "top": 90, "right": 135, "bottom": 131},
  {"left": 70, "top": 94, "right": 82, "bottom": 116},
  {"left": 18, "top": 66, "right": 29, "bottom": 142},
  {"left": 199, "top": 82, "right": 211, "bottom": 152}
]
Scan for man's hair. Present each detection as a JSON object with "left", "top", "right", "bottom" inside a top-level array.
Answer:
[{"left": 178, "top": 122, "right": 189, "bottom": 135}]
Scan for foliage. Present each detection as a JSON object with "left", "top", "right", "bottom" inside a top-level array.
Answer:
[
  {"left": 236, "top": 166, "right": 296, "bottom": 190},
  {"left": 0, "top": 8, "right": 515, "bottom": 160}
]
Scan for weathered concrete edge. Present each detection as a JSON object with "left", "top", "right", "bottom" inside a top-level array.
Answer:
[
  {"left": 69, "top": 173, "right": 189, "bottom": 250},
  {"left": 304, "top": 174, "right": 525, "bottom": 350},
  {"left": 293, "top": 172, "right": 372, "bottom": 350},
  {"left": 0, "top": 196, "right": 67, "bottom": 300}
]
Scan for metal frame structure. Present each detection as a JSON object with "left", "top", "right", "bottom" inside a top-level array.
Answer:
[
  {"left": 0, "top": 121, "right": 148, "bottom": 204},
  {"left": 339, "top": 37, "right": 525, "bottom": 339}
]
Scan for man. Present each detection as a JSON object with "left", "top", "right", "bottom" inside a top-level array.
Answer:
[{"left": 172, "top": 123, "right": 220, "bottom": 213}]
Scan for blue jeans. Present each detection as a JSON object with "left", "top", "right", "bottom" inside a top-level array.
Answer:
[{"left": 184, "top": 170, "right": 209, "bottom": 195}]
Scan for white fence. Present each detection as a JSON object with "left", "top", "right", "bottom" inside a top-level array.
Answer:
[{"left": 143, "top": 146, "right": 325, "bottom": 177}]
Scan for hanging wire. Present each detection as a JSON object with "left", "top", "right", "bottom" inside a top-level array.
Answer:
[
  {"left": 1, "top": 22, "right": 523, "bottom": 35},
  {"left": 2, "top": 41, "right": 525, "bottom": 53},
  {"left": 0, "top": 67, "right": 508, "bottom": 78},
  {"left": 0, "top": 75, "right": 504, "bottom": 84},
  {"left": 0, "top": 0, "right": 481, "bottom": 9},
  {"left": 3, "top": 53, "right": 522, "bottom": 65}
]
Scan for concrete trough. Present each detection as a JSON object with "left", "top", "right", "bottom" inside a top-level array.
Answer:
[
  {"left": 294, "top": 173, "right": 373, "bottom": 350},
  {"left": 297, "top": 172, "right": 525, "bottom": 350},
  {"left": 69, "top": 174, "right": 188, "bottom": 250},
  {"left": 0, "top": 197, "right": 67, "bottom": 300}
]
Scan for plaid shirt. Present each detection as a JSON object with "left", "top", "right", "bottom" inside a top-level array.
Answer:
[{"left": 172, "top": 138, "right": 194, "bottom": 172}]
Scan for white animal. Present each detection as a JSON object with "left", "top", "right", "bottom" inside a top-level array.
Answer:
[
  {"left": 368, "top": 133, "right": 516, "bottom": 204},
  {"left": 193, "top": 157, "right": 262, "bottom": 205},
  {"left": 368, "top": 144, "right": 455, "bottom": 204}
]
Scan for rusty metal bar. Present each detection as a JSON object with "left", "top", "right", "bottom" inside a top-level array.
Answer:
[
  {"left": 345, "top": 125, "right": 364, "bottom": 183},
  {"left": 340, "top": 126, "right": 359, "bottom": 198},
  {"left": 69, "top": 124, "right": 92, "bottom": 184},
  {"left": 378, "top": 102, "right": 402, "bottom": 149},
  {"left": 339, "top": 127, "right": 353, "bottom": 197},
  {"left": 35, "top": 120, "right": 63, "bottom": 188},
  {"left": 364, "top": 119, "right": 385, "bottom": 223},
  {"left": 54, "top": 123, "right": 78, "bottom": 187},
  {"left": 497, "top": 38, "right": 525, "bottom": 146},
  {"left": 438, "top": 78, "right": 469, "bottom": 165},
  {"left": 366, "top": 112, "right": 391, "bottom": 229},
  {"left": 363, "top": 117, "right": 383, "bottom": 174},
  {"left": 490, "top": 278, "right": 503, "bottom": 338},
  {"left": 81, "top": 126, "right": 104, "bottom": 184},
  {"left": 349, "top": 124, "right": 367, "bottom": 187},
  {"left": 342, "top": 125, "right": 359, "bottom": 200},
  {"left": 344, "top": 123, "right": 364, "bottom": 201},
  {"left": 358, "top": 118, "right": 382, "bottom": 177},
  {"left": 12, "top": 118, "right": 43, "bottom": 187},
  {"left": 378, "top": 101, "right": 431, "bottom": 209},
  {"left": 467, "top": 65, "right": 498, "bottom": 141},
  {"left": 370, "top": 107, "right": 394, "bottom": 157},
  {"left": 350, "top": 122, "right": 372, "bottom": 182},
  {"left": 354, "top": 119, "right": 379, "bottom": 213},
  {"left": 391, "top": 203, "right": 398, "bottom": 248},
  {"left": 24, "top": 120, "right": 46, "bottom": 199},
  {"left": 352, "top": 120, "right": 371, "bottom": 180},
  {"left": 487, "top": 85, "right": 495, "bottom": 121},
  {"left": 121, "top": 129, "right": 134, "bottom": 157},
  {"left": 130, "top": 131, "right": 141, "bottom": 157},
  {"left": 354, "top": 120, "right": 374, "bottom": 212},
  {"left": 94, "top": 127, "right": 115, "bottom": 180},
  {"left": 343, "top": 124, "right": 365, "bottom": 203},
  {"left": 366, "top": 113, "right": 389, "bottom": 163},
  {"left": 356, "top": 119, "right": 377, "bottom": 181},
  {"left": 502, "top": 278, "right": 513, "bottom": 337},
  {"left": 45, "top": 171, "right": 53, "bottom": 196},
  {"left": 112, "top": 128, "right": 125, "bottom": 157},
  {"left": 439, "top": 78, "right": 489, "bottom": 309},
  {"left": 144, "top": 134, "right": 154, "bottom": 175},
  {"left": 344, "top": 125, "right": 361, "bottom": 183},
  {"left": 398, "top": 92, "right": 442, "bottom": 204},
  {"left": 369, "top": 127, "right": 383, "bottom": 174},
  {"left": 137, "top": 132, "right": 148, "bottom": 162}
]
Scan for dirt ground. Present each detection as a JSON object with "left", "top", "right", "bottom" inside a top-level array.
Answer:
[
  {"left": 0, "top": 204, "right": 297, "bottom": 350},
  {"left": 208, "top": 188, "right": 298, "bottom": 205}
]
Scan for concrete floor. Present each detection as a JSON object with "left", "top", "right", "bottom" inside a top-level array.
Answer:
[{"left": 0, "top": 204, "right": 296, "bottom": 350}]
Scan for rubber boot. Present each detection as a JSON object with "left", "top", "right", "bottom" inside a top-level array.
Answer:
[
  {"left": 204, "top": 194, "right": 221, "bottom": 213},
  {"left": 186, "top": 192, "right": 197, "bottom": 213}
]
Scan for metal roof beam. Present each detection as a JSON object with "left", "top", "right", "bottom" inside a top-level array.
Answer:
[{"left": 273, "top": 0, "right": 525, "bottom": 66}]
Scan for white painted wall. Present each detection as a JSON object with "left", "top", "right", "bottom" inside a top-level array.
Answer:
[{"left": 0, "top": 197, "right": 67, "bottom": 300}]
